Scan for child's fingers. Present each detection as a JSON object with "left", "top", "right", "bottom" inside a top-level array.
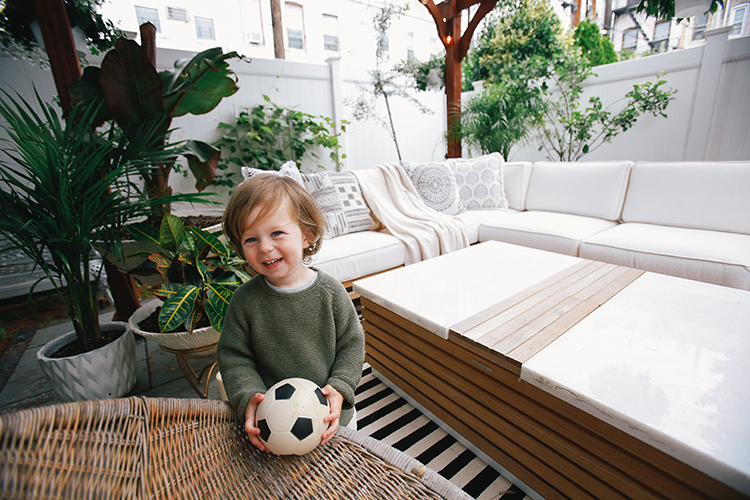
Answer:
[
  {"left": 245, "top": 392, "right": 269, "bottom": 452},
  {"left": 321, "top": 419, "right": 339, "bottom": 445},
  {"left": 321, "top": 385, "right": 343, "bottom": 423}
]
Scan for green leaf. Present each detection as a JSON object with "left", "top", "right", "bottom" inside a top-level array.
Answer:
[
  {"left": 188, "top": 227, "right": 229, "bottom": 259},
  {"left": 185, "top": 307, "right": 203, "bottom": 332},
  {"left": 161, "top": 48, "right": 243, "bottom": 118},
  {"left": 98, "top": 38, "right": 166, "bottom": 132},
  {"left": 159, "top": 286, "right": 200, "bottom": 332},
  {"left": 160, "top": 214, "right": 184, "bottom": 253},
  {"left": 148, "top": 253, "right": 174, "bottom": 280},
  {"left": 212, "top": 269, "right": 243, "bottom": 286},
  {"left": 151, "top": 282, "right": 181, "bottom": 300},
  {"left": 125, "top": 223, "right": 160, "bottom": 244},
  {"left": 183, "top": 140, "right": 220, "bottom": 192},
  {"left": 206, "top": 283, "right": 234, "bottom": 333}
]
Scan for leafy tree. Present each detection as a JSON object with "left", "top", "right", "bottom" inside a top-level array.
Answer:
[
  {"left": 574, "top": 19, "right": 617, "bottom": 67},
  {"left": 535, "top": 48, "right": 676, "bottom": 161},
  {"left": 459, "top": 80, "right": 544, "bottom": 159},
  {"left": 347, "top": 3, "right": 431, "bottom": 161},
  {"left": 451, "top": 0, "right": 562, "bottom": 158},
  {"left": 464, "top": 0, "right": 563, "bottom": 89},
  {"left": 213, "top": 95, "right": 344, "bottom": 188},
  {"left": 0, "top": 0, "right": 121, "bottom": 64},
  {"left": 394, "top": 53, "right": 445, "bottom": 92}
]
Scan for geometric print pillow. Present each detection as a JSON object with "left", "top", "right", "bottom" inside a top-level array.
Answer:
[
  {"left": 450, "top": 152, "right": 508, "bottom": 210},
  {"left": 401, "top": 160, "right": 465, "bottom": 215},
  {"left": 301, "top": 171, "right": 375, "bottom": 239}
]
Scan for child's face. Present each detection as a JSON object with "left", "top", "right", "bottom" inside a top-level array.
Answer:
[{"left": 240, "top": 198, "right": 313, "bottom": 289}]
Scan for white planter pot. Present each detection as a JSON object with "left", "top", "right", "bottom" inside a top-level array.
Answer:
[
  {"left": 129, "top": 300, "right": 220, "bottom": 351},
  {"left": 37, "top": 322, "right": 137, "bottom": 402}
]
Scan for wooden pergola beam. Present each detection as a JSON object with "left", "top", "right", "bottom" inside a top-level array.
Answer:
[
  {"left": 32, "top": 0, "right": 81, "bottom": 115},
  {"left": 420, "top": 0, "right": 498, "bottom": 158},
  {"left": 33, "top": 0, "right": 143, "bottom": 320}
]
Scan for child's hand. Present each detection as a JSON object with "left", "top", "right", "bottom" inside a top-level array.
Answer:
[
  {"left": 320, "top": 385, "right": 343, "bottom": 445},
  {"left": 244, "top": 392, "right": 268, "bottom": 452}
]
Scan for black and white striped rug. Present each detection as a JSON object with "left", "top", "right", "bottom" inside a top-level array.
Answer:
[{"left": 355, "top": 365, "right": 530, "bottom": 500}]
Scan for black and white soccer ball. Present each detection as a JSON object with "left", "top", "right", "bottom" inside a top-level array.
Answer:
[{"left": 256, "top": 378, "right": 330, "bottom": 455}]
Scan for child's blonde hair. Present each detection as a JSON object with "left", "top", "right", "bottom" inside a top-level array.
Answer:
[{"left": 222, "top": 174, "right": 324, "bottom": 262}]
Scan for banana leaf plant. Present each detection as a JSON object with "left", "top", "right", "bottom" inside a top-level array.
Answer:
[
  {"left": 126, "top": 214, "right": 250, "bottom": 334},
  {"left": 69, "top": 26, "right": 245, "bottom": 215}
]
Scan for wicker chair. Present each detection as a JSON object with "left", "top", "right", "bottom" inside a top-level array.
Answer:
[{"left": 0, "top": 397, "right": 470, "bottom": 499}]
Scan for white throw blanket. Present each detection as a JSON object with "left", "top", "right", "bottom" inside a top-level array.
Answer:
[{"left": 352, "top": 163, "right": 469, "bottom": 265}]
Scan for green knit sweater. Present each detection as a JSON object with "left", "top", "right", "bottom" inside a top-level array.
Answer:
[{"left": 217, "top": 270, "right": 365, "bottom": 426}]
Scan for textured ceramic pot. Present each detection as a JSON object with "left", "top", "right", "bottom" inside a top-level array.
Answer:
[
  {"left": 129, "top": 300, "right": 220, "bottom": 351},
  {"left": 37, "top": 322, "right": 137, "bottom": 402}
]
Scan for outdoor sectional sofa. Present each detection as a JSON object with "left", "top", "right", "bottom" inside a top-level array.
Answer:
[{"left": 304, "top": 157, "right": 750, "bottom": 292}]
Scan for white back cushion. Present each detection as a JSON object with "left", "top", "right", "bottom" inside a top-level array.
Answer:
[
  {"left": 503, "top": 161, "right": 532, "bottom": 211},
  {"left": 525, "top": 161, "right": 633, "bottom": 221},
  {"left": 623, "top": 162, "right": 750, "bottom": 234}
]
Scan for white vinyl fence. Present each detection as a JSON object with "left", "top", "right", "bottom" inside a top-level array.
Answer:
[
  {"left": 488, "top": 27, "right": 750, "bottom": 163},
  {"left": 1, "top": 25, "right": 748, "bottom": 208}
]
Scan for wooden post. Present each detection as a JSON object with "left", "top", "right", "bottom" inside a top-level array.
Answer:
[
  {"left": 32, "top": 0, "right": 80, "bottom": 117},
  {"left": 420, "top": 0, "right": 499, "bottom": 158},
  {"left": 271, "top": 0, "right": 285, "bottom": 59},
  {"left": 445, "top": 9, "right": 462, "bottom": 158}
]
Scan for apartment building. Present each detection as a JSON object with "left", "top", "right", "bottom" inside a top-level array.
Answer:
[
  {"left": 573, "top": 0, "right": 749, "bottom": 54},
  {"left": 99, "top": 0, "right": 444, "bottom": 70}
]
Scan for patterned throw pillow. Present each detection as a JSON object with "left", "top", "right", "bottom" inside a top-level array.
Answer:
[
  {"left": 450, "top": 153, "right": 508, "bottom": 210},
  {"left": 240, "top": 160, "right": 304, "bottom": 186},
  {"left": 401, "top": 160, "right": 465, "bottom": 215},
  {"left": 301, "top": 171, "right": 375, "bottom": 239}
]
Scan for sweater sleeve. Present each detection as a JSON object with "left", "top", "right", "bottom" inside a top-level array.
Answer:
[
  {"left": 217, "top": 284, "right": 268, "bottom": 418},
  {"left": 325, "top": 280, "right": 365, "bottom": 410}
]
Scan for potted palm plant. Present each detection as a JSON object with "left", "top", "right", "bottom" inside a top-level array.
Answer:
[
  {"left": 127, "top": 214, "right": 249, "bottom": 351},
  {"left": 0, "top": 89, "right": 204, "bottom": 402}
]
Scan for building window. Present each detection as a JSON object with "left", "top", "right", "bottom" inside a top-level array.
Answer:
[
  {"left": 195, "top": 17, "right": 215, "bottom": 40},
  {"left": 692, "top": 12, "right": 708, "bottom": 41},
  {"left": 622, "top": 28, "right": 638, "bottom": 49},
  {"left": 167, "top": 7, "right": 189, "bottom": 22},
  {"left": 407, "top": 31, "right": 415, "bottom": 59},
  {"left": 135, "top": 6, "right": 161, "bottom": 32},
  {"left": 730, "top": 4, "right": 748, "bottom": 37},
  {"left": 323, "top": 14, "right": 339, "bottom": 51},
  {"left": 285, "top": 3, "right": 305, "bottom": 50},
  {"left": 243, "top": 0, "right": 264, "bottom": 45},
  {"left": 652, "top": 21, "right": 670, "bottom": 51}
]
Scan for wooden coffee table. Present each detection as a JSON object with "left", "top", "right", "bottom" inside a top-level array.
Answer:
[{"left": 354, "top": 241, "right": 750, "bottom": 500}]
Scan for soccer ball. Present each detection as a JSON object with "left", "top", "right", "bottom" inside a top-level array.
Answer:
[{"left": 256, "top": 378, "right": 330, "bottom": 455}]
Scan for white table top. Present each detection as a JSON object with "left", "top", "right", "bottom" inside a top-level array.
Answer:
[
  {"left": 521, "top": 272, "right": 750, "bottom": 495},
  {"left": 353, "top": 241, "right": 581, "bottom": 339},
  {"left": 354, "top": 240, "right": 750, "bottom": 494}
]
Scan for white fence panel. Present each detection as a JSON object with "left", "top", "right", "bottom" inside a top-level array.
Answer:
[{"left": 495, "top": 28, "right": 750, "bottom": 162}]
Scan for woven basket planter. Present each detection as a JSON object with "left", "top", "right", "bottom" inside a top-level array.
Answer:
[
  {"left": 129, "top": 300, "right": 220, "bottom": 351},
  {"left": 36, "top": 322, "right": 137, "bottom": 402}
]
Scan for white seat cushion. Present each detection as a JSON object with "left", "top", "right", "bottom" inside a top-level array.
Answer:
[
  {"left": 310, "top": 230, "right": 405, "bottom": 282},
  {"left": 502, "top": 161, "right": 532, "bottom": 211},
  {"left": 580, "top": 223, "right": 750, "bottom": 290},
  {"left": 456, "top": 208, "right": 522, "bottom": 244},
  {"left": 526, "top": 161, "right": 633, "bottom": 221},
  {"left": 479, "top": 211, "right": 618, "bottom": 257},
  {"left": 623, "top": 161, "right": 750, "bottom": 234}
]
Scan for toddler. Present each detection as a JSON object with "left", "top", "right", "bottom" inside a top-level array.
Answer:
[{"left": 218, "top": 173, "right": 365, "bottom": 452}]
